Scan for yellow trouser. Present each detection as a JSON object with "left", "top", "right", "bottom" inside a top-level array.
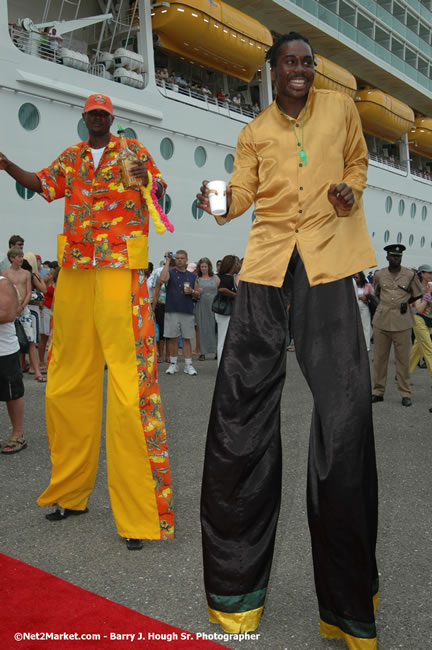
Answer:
[
  {"left": 37, "top": 268, "right": 174, "bottom": 540},
  {"left": 409, "top": 314, "right": 432, "bottom": 376}
]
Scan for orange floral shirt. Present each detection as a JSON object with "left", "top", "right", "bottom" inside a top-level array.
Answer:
[{"left": 36, "top": 134, "right": 166, "bottom": 269}]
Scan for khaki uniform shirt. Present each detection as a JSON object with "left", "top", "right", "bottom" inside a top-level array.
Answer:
[
  {"left": 373, "top": 267, "right": 423, "bottom": 331},
  {"left": 222, "top": 88, "right": 376, "bottom": 287}
]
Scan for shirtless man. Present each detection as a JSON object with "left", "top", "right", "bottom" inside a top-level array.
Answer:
[
  {"left": 3, "top": 248, "right": 46, "bottom": 383},
  {"left": 2, "top": 248, "right": 31, "bottom": 318}
]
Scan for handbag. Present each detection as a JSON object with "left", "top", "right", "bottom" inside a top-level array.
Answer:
[
  {"left": 366, "top": 293, "right": 379, "bottom": 320},
  {"left": 15, "top": 319, "right": 29, "bottom": 353},
  {"left": 31, "top": 289, "right": 45, "bottom": 302},
  {"left": 211, "top": 292, "right": 233, "bottom": 316}
]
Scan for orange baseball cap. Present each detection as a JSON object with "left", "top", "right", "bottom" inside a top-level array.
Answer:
[{"left": 83, "top": 94, "right": 113, "bottom": 115}]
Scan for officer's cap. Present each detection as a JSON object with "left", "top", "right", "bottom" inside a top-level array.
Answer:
[{"left": 384, "top": 243, "right": 405, "bottom": 256}]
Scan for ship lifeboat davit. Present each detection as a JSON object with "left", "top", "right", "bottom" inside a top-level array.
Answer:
[
  {"left": 354, "top": 89, "right": 415, "bottom": 142},
  {"left": 313, "top": 54, "right": 357, "bottom": 98},
  {"left": 409, "top": 116, "right": 432, "bottom": 160},
  {"left": 151, "top": 0, "right": 272, "bottom": 82}
]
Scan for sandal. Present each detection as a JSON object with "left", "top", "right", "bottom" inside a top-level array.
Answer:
[
  {"left": 46, "top": 506, "right": 89, "bottom": 521},
  {"left": 126, "top": 538, "right": 143, "bottom": 551},
  {"left": 1, "top": 437, "right": 27, "bottom": 454},
  {"left": 198, "top": 354, "right": 205, "bottom": 361},
  {"left": 35, "top": 375, "right": 47, "bottom": 383}
]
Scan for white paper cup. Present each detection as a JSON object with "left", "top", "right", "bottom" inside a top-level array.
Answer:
[{"left": 207, "top": 180, "right": 227, "bottom": 216}]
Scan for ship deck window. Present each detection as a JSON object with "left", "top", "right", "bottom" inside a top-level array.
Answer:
[
  {"left": 385, "top": 196, "right": 393, "bottom": 213},
  {"left": 18, "top": 103, "right": 40, "bottom": 131},
  {"left": 419, "top": 24, "right": 431, "bottom": 46},
  {"left": 374, "top": 25, "right": 390, "bottom": 50},
  {"left": 410, "top": 203, "right": 417, "bottom": 218},
  {"left": 158, "top": 194, "right": 172, "bottom": 214},
  {"left": 409, "top": 234, "right": 414, "bottom": 246},
  {"left": 392, "top": 2, "right": 405, "bottom": 23},
  {"left": 160, "top": 138, "right": 174, "bottom": 160},
  {"left": 420, "top": 236, "right": 425, "bottom": 248},
  {"left": 398, "top": 200, "right": 405, "bottom": 216},
  {"left": 16, "top": 182, "right": 35, "bottom": 200},
  {"left": 194, "top": 146, "right": 207, "bottom": 167},
  {"left": 192, "top": 199, "right": 203, "bottom": 220},
  {"left": 397, "top": 232, "right": 403, "bottom": 243},
  {"left": 124, "top": 128, "right": 137, "bottom": 140},
  {"left": 77, "top": 119, "right": 89, "bottom": 141},
  {"left": 384, "top": 230, "right": 390, "bottom": 243},
  {"left": 421, "top": 206, "right": 427, "bottom": 221},
  {"left": 339, "top": 1, "right": 356, "bottom": 27},
  {"left": 224, "top": 155, "right": 234, "bottom": 174},
  {"left": 357, "top": 14, "right": 373, "bottom": 39}
]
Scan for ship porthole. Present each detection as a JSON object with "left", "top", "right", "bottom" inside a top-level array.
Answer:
[
  {"left": 398, "top": 200, "right": 405, "bottom": 216},
  {"left": 158, "top": 194, "right": 172, "bottom": 214},
  {"left": 77, "top": 118, "right": 89, "bottom": 141},
  {"left": 384, "top": 230, "right": 390, "bottom": 243},
  {"left": 397, "top": 232, "right": 402, "bottom": 243},
  {"left": 420, "top": 236, "right": 425, "bottom": 248},
  {"left": 410, "top": 203, "right": 416, "bottom": 219},
  {"left": 160, "top": 138, "right": 174, "bottom": 160},
  {"left": 192, "top": 199, "right": 203, "bottom": 220},
  {"left": 124, "top": 128, "right": 137, "bottom": 139},
  {"left": 385, "top": 196, "right": 392, "bottom": 214},
  {"left": 194, "top": 146, "right": 207, "bottom": 167},
  {"left": 224, "top": 154, "right": 234, "bottom": 174},
  {"left": 18, "top": 103, "right": 40, "bottom": 131},
  {"left": 421, "top": 206, "right": 427, "bottom": 221},
  {"left": 16, "top": 182, "right": 35, "bottom": 200},
  {"left": 409, "top": 234, "right": 414, "bottom": 247}
]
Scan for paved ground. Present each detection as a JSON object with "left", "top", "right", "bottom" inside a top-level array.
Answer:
[{"left": 1, "top": 349, "right": 431, "bottom": 650}]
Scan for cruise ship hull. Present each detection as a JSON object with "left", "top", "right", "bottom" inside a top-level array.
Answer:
[{"left": 1, "top": 0, "right": 431, "bottom": 271}]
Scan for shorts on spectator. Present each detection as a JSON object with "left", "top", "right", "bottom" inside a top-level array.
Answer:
[
  {"left": 40, "top": 305, "right": 52, "bottom": 336},
  {"left": 164, "top": 311, "right": 195, "bottom": 339},
  {"left": 0, "top": 352, "right": 24, "bottom": 401},
  {"left": 19, "top": 306, "right": 36, "bottom": 343}
]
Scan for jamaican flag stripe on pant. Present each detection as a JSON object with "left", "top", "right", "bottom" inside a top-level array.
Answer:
[{"left": 200, "top": 249, "right": 378, "bottom": 649}]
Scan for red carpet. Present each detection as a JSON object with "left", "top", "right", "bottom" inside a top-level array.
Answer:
[{"left": 0, "top": 554, "right": 227, "bottom": 649}]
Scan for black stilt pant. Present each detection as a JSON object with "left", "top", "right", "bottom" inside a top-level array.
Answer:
[{"left": 200, "top": 249, "right": 378, "bottom": 649}]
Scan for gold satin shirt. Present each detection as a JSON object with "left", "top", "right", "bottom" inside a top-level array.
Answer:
[{"left": 224, "top": 88, "right": 377, "bottom": 287}]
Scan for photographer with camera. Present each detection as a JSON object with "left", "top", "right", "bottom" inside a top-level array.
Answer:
[
  {"left": 159, "top": 250, "right": 199, "bottom": 376},
  {"left": 372, "top": 243, "right": 423, "bottom": 406}
]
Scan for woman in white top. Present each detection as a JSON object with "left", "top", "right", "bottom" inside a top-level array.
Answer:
[{"left": 353, "top": 271, "right": 375, "bottom": 352}]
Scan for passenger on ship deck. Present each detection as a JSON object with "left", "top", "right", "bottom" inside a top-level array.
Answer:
[
  {"left": 372, "top": 243, "right": 422, "bottom": 407},
  {"left": 0, "top": 93, "right": 174, "bottom": 551},
  {"left": 197, "top": 31, "right": 380, "bottom": 650}
]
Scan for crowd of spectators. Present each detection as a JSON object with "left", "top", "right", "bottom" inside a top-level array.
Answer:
[
  {"left": 147, "top": 251, "right": 242, "bottom": 373},
  {"left": 155, "top": 67, "right": 261, "bottom": 116},
  {"left": 0, "top": 233, "right": 60, "bottom": 455}
]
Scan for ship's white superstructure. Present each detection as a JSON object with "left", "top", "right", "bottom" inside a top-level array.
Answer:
[{"left": 1, "top": 0, "right": 431, "bottom": 270}]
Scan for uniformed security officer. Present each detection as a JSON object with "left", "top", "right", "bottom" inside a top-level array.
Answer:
[{"left": 372, "top": 244, "right": 423, "bottom": 406}]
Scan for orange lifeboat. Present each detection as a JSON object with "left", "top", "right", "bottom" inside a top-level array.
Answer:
[
  {"left": 409, "top": 116, "right": 432, "bottom": 160},
  {"left": 151, "top": 0, "right": 272, "bottom": 82},
  {"left": 313, "top": 54, "right": 357, "bottom": 98},
  {"left": 354, "top": 89, "right": 415, "bottom": 142}
]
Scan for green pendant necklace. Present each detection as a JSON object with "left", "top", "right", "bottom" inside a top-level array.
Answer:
[{"left": 277, "top": 101, "right": 307, "bottom": 165}]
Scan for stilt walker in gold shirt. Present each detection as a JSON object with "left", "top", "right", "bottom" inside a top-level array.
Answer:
[
  {"left": 197, "top": 33, "right": 379, "bottom": 649},
  {"left": 0, "top": 94, "right": 174, "bottom": 550}
]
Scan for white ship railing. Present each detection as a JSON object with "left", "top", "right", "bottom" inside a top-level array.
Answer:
[{"left": 156, "top": 78, "right": 257, "bottom": 120}]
